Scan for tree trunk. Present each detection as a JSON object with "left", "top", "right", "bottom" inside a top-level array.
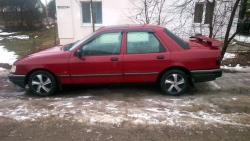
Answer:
[
  {"left": 144, "top": 0, "right": 149, "bottom": 24},
  {"left": 90, "top": 0, "right": 95, "bottom": 32},
  {"left": 207, "top": 0, "right": 215, "bottom": 38},
  {"left": 221, "top": 0, "right": 240, "bottom": 59},
  {"left": 240, "top": 0, "right": 248, "bottom": 20}
]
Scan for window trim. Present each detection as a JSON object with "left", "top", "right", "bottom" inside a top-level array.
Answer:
[{"left": 126, "top": 31, "right": 166, "bottom": 54}]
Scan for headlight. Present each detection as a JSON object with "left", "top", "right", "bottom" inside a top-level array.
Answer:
[{"left": 10, "top": 65, "right": 16, "bottom": 73}]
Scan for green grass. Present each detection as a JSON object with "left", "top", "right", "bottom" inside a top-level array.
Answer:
[{"left": 0, "top": 27, "right": 59, "bottom": 58}]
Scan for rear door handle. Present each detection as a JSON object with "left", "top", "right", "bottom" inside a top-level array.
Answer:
[
  {"left": 157, "top": 55, "right": 164, "bottom": 59},
  {"left": 110, "top": 57, "right": 118, "bottom": 61}
]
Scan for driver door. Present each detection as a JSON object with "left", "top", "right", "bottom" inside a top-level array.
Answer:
[{"left": 69, "top": 31, "right": 124, "bottom": 84}]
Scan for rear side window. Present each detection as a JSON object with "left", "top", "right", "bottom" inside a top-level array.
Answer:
[
  {"left": 164, "top": 28, "right": 190, "bottom": 49},
  {"left": 127, "top": 32, "right": 166, "bottom": 54}
]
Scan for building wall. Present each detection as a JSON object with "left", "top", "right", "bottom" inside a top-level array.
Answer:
[
  {"left": 56, "top": 0, "right": 133, "bottom": 44},
  {"left": 56, "top": 0, "right": 239, "bottom": 44}
]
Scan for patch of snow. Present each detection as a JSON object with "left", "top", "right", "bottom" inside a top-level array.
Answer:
[
  {"left": 46, "top": 26, "right": 50, "bottom": 29},
  {"left": 0, "top": 67, "right": 6, "bottom": 71},
  {"left": 63, "top": 102, "right": 74, "bottom": 108},
  {"left": 0, "top": 32, "right": 17, "bottom": 36},
  {"left": 209, "top": 81, "right": 221, "bottom": 89},
  {"left": 8, "top": 35, "right": 29, "bottom": 40},
  {"left": 231, "top": 42, "right": 236, "bottom": 45},
  {"left": 78, "top": 96, "right": 92, "bottom": 99},
  {"left": 223, "top": 53, "right": 236, "bottom": 60},
  {"left": 0, "top": 46, "right": 18, "bottom": 65},
  {"left": 234, "top": 35, "right": 250, "bottom": 43},
  {"left": 221, "top": 64, "right": 250, "bottom": 73},
  {"left": 86, "top": 129, "right": 92, "bottom": 132},
  {"left": 83, "top": 102, "right": 93, "bottom": 107},
  {"left": 232, "top": 98, "right": 237, "bottom": 100},
  {"left": 0, "top": 37, "right": 3, "bottom": 41}
]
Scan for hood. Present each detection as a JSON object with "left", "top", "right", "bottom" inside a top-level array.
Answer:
[{"left": 16, "top": 45, "right": 64, "bottom": 62}]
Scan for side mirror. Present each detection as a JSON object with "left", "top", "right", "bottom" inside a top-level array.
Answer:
[{"left": 76, "top": 49, "right": 82, "bottom": 58}]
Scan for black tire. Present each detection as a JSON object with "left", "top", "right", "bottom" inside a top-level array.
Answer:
[
  {"left": 28, "top": 70, "right": 57, "bottom": 96},
  {"left": 160, "top": 69, "right": 188, "bottom": 96}
]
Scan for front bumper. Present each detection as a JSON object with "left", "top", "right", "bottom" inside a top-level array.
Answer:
[
  {"left": 8, "top": 73, "right": 26, "bottom": 88},
  {"left": 191, "top": 69, "right": 222, "bottom": 83}
]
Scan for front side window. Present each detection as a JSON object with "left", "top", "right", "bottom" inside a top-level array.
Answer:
[
  {"left": 81, "top": 2, "right": 102, "bottom": 24},
  {"left": 127, "top": 32, "right": 165, "bottom": 54},
  {"left": 81, "top": 32, "right": 122, "bottom": 56}
]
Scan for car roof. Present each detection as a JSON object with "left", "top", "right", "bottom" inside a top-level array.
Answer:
[{"left": 99, "top": 24, "right": 164, "bottom": 30}]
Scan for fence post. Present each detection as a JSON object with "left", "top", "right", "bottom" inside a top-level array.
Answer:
[{"left": 29, "top": 34, "right": 35, "bottom": 52}]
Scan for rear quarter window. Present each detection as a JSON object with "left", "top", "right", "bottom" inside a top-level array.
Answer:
[{"left": 163, "top": 28, "right": 190, "bottom": 49}]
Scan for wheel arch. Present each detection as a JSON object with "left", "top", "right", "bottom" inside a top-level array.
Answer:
[
  {"left": 157, "top": 66, "right": 191, "bottom": 84},
  {"left": 24, "top": 69, "right": 62, "bottom": 90}
]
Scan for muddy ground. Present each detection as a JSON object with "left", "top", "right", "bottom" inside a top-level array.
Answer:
[{"left": 0, "top": 69, "right": 250, "bottom": 141}]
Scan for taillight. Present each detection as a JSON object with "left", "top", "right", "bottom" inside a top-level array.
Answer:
[{"left": 216, "top": 58, "right": 221, "bottom": 65}]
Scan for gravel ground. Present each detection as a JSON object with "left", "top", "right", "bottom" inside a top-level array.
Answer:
[{"left": 0, "top": 69, "right": 250, "bottom": 141}]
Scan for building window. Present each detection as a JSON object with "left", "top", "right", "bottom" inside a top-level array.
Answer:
[
  {"left": 81, "top": 2, "right": 102, "bottom": 24},
  {"left": 194, "top": 2, "right": 214, "bottom": 24}
]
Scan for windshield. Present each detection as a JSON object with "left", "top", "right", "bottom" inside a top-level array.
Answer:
[{"left": 69, "top": 31, "right": 97, "bottom": 51}]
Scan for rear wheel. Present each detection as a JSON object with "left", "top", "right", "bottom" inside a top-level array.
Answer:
[
  {"left": 160, "top": 69, "right": 188, "bottom": 96},
  {"left": 28, "top": 70, "right": 57, "bottom": 96}
]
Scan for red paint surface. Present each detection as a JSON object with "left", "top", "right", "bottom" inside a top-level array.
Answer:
[{"left": 12, "top": 25, "right": 221, "bottom": 84}]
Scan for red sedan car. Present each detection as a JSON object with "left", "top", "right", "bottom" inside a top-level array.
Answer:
[{"left": 9, "top": 24, "right": 222, "bottom": 96}]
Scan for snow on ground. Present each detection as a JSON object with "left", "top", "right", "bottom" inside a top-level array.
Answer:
[
  {"left": 234, "top": 35, "right": 250, "bottom": 43},
  {"left": 0, "top": 46, "right": 18, "bottom": 65},
  {"left": 0, "top": 95, "right": 249, "bottom": 128},
  {"left": 0, "top": 67, "right": 6, "bottom": 71},
  {"left": 221, "top": 64, "right": 250, "bottom": 73},
  {"left": 0, "top": 32, "right": 17, "bottom": 36},
  {"left": 223, "top": 53, "right": 236, "bottom": 60},
  {"left": 7, "top": 35, "right": 29, "bottom": 40}
]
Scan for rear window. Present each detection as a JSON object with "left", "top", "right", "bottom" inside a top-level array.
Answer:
[{"left": 163, "top": 28, "right": 190, "bottom": 49}]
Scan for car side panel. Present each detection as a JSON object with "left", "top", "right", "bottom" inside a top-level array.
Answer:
[
  {"left": 123, "top": 30, "right": 171, "bottom": 82},
  {"left": 68, "top": 54, "right": 123, "bottom": 84},
  {"left": 14, "top": 52, "right": 72, "bottom": 84},
  {"left": 169, "top": 50, "right": 221, "bottom": 70}
]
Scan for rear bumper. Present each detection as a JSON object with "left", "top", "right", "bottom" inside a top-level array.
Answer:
[
  {"left": 8, "top": 73, "right": 26, "bottom": 88},
  {"left": 191, "top": 69, "right": 222, "bottom": 83}
]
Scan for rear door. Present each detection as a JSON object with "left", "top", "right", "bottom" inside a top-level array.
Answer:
[
  {"left": 123, "top": 30, "right": 170, "bottom": 82},
  {"left": 69, "top": 31, "right": 124, "bottom": 84}
]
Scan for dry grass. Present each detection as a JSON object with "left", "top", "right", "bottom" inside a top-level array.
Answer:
[{"left": 1, "top": 26, "right": 59, "bottom": 58}]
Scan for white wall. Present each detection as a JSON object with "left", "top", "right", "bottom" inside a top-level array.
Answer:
[
  {"left": 56, "top": 0, "right": 133, "bottom": 44},
  {"left": 56, "top": 0, "right": 239, "bottom": 44}
]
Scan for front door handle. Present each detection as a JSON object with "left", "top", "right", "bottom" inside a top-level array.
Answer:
[
  {"left": 110, "top": 57, "right": 118, "bottom": 61},
  {"left": 157, "top": 55, "right": 164, "bottom": 59}
]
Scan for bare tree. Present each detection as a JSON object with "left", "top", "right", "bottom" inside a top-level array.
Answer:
[
  {"left": 169, "top": 0, "right": 237, "bottom": 39},
  {"left": 126, "top": 0, "right": 172, "bottom": 26},
  {"left": 221, "top": 0, "right": 250, "bottom": 59}
]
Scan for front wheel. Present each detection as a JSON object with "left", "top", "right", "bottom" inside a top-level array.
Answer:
[
  {"left": 28, "top": 70, "right": 57, "bottom": 96},
  {"left": 160, "top": 69, "right": 188, "bottom": 96}
]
